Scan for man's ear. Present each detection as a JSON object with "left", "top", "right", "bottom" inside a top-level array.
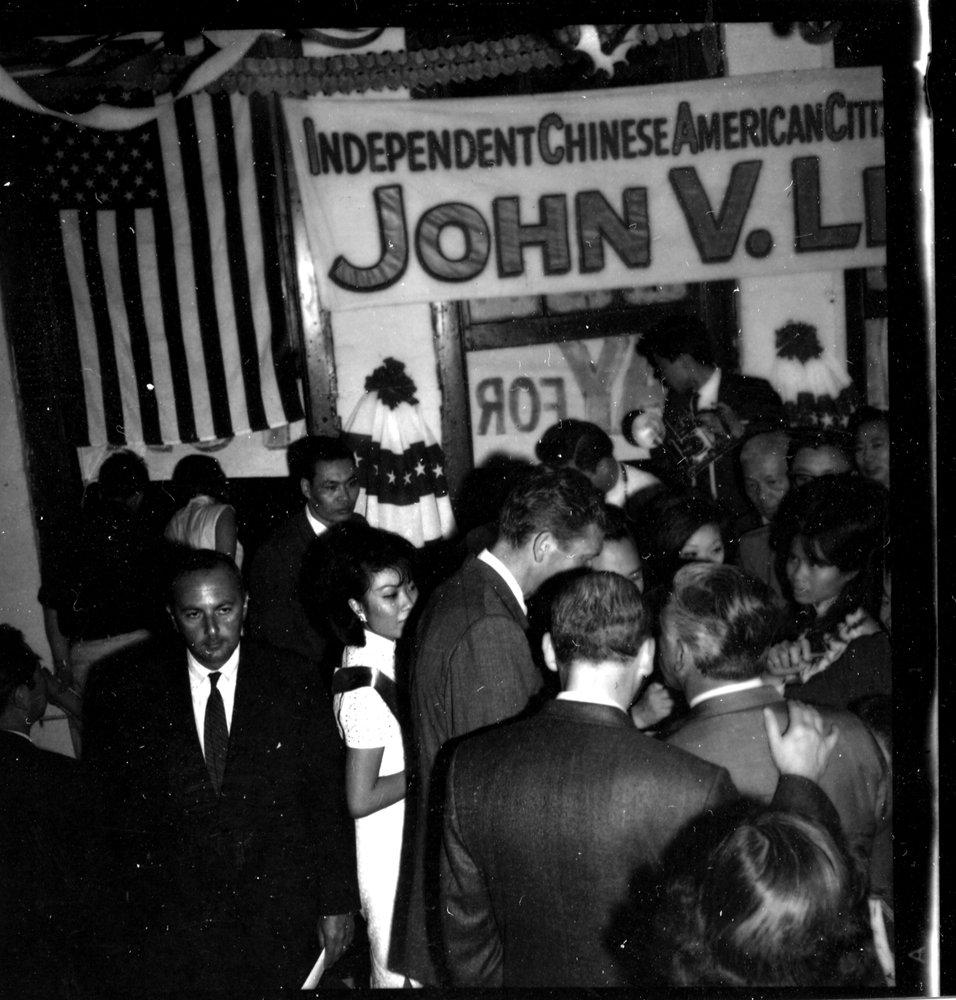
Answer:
[
  {"left": 635, "top": 637, "right": 655, "bottom": 684},
  {"left": 241, "top": 592, "right": 250, "bottom": 624},
  {"left": 531, "top": 530, "right": 556, "bottom": 565},
  {"left": 13, "top": 682, "right": 31, "bottom": 715},
  {"left": 542, "top": 632, "right": 559, "bottom": 674},
  {"left": 299, "top": 477, "right": 312, "bottom": 502}
]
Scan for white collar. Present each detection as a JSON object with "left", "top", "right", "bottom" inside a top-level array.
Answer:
[
  {"left": 477, "top": 548, "right": 527, "bottom": 614},
  {"left": 556, "top": 690, "right": 628, "bottom": 713},
  {"left": 696, "top": 366, "right": 722, "bottom": 411},
  {"left": 344, "top": 629, "right": 397, "bottom": 678},
  {"left": 188, "top": 643, "right": 241, "bottom": 689},
  {"left": 689, "top": 676, "right": 768, "bottom": 709},
  {"left": 304, "top": 504, "right": 330, "bottom": 537},
  {"left": 1, "top": 729, "right": 33, "bottom": 742}
]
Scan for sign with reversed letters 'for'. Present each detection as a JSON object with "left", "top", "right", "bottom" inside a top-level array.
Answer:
[{"left": 283, "top": 67, "right": 885, "bottom": 312}]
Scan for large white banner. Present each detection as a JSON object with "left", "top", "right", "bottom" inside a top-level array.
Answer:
[{"left": 284, "top": 67, "right": 885, "bottom": 312}]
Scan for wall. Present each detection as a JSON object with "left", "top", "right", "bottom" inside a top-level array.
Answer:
[
  {"left": 722, "top": 24, "right": 847, "bottom": 376},
  {"left": 0, "top": 292, "right": 73, "bottom": 753}
]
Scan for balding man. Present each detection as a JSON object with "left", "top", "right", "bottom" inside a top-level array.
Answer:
[{"left": 736, "top": 431, "right": 791, "bottom": 602}]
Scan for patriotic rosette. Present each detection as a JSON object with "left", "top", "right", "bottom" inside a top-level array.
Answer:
[
  {"left": 769, "top": 321, "right": 860, "bottom": 430},
  {"left": 344, "top": 358, "right": 456, "bottom": 547}
]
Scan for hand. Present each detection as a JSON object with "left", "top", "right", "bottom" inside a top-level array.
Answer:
[
  {"left": 713, "top": 401, "right": 745, "bottom": 439},
  {"left": 630, "top": 682, "right": 674, "bottom": 730},
  {"left": 764, "top": 701, "right": 840, "bottom": 784},
  {"left": 317, "top": 912, "right": 355, "bottom": 970},
  {"left": 765, "top": 637, "right": 815, "bottom": 678}
]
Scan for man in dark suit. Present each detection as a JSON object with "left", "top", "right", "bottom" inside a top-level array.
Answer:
[
  {"left": 97, "top": 549, "right": 360, "bottom": 992},
  {"left": 636, "top": 315, "right": 786, "bottom": 521},
  {"left": 440, "top": 571, "right": 841, "bottom": 987},
  {"left": 246, "top": 435, "right": 362, "bottom": 680},
  {"left": 403, "top": 466, "right": 606, "bottom": 984},
  {"left": 659, "top": 562, "right": 891, "bottom": 902}
]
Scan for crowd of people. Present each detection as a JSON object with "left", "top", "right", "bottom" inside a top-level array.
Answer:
[{"left": 3, "top": 322, "right": 894, "bottom": 994}]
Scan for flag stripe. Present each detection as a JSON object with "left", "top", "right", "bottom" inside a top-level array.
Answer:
[
  {"left": 249, "top": 92, "right": 305, "bottom": 423},
  {"left": 59, "top": 212, "right": 100, "bottom": 445},
  {"left": 155, "top": 97, "right": 216, "bottom": 442},
  {"left": 233, "top": 92, "right": 286, "bottom": 428},
  {"left": 97, "top": 212, "right": 144, "bottom": 445},
  {"left": 133, "top": 208, "right": 180, "bottom": 444},
  {"left": 210, "top": 90, "right": 269, "bottom": 430},
  {"left": 149, "top": 199, "right": 199, "bottom": 442},
  {"left": 116, "top": 206, "right": 162, "bottom": 444},
  {"left": 78, "top": 210, "right": 126, "bottom": 444},
  {"left": 193, "top": 93, "right": 248, "bottom": 438},
  {"left": 173, "top": 95, "right": 233, "bottom": 439}
]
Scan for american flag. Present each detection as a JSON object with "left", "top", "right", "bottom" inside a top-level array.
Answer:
[{"left": 35, "top": 90, "right": 303, "bottom": 446}]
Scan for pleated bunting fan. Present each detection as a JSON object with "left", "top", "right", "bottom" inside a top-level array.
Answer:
[{"left": 343, "top": 358, "right": 456, "bottom": 547}]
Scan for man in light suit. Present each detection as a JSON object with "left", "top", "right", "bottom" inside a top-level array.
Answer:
[
  {"left": 637, "top": 314, "right": 785, "bottom": 521},
  {"left": 659, "top": 562, "right": 891, "bottom": 902},
  {"left": 440, "top": 571, "right": 841, "bottom": 987},
  {"left": 246, "top": 435, "right": 363, "bottom": 682},
  {"left": 402, "top": 466, "right": 606, "bottom": 984},
  {"left": 96, "top": 549, "right": 360, "bottom": 992}
]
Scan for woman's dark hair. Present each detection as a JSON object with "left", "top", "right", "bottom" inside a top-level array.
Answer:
[
  {"left": 655, "top": 810, "right": 882, "bottom": 987},
  {"left": 628, "top": 487, "right": 727, "bottom": 593},
  {"left": 305, "top": 522, "right": 417, "bottom": 646},
  {"left": 848, "top": 405, "right": 890, "bottom": 438},
  {"left": 535, "top": 419, "right": 613, "bottom": 474},
  {"left": 771, "top": 475, "right": 887, "bottom": 631},
  {"left": 170, "top": 454, "right": 229, "bottom": 504},
  {"left": 97, "top": 450, "right": 149, "bottom": 501}
]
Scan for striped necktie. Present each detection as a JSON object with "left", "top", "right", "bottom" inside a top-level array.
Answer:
[{"left": 204, "top": 671, "right": 228, "bottom": 795}]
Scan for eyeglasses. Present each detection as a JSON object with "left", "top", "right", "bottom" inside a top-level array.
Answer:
[{"left": 789, "top": 471, "right": 851, "bottom": 488}]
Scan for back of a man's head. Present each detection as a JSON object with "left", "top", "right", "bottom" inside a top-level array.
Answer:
[
  {"left": 638, "top": 315, "right": 714, "bottom": 367},
  {"left": 98, "top": 450, "right": 149, "bottom": 501},
  {"left": 666, "top": 563, "right": 779, "bottom": 682},
  {"left": 0, "top": 623, "right": 41, "bottom": 711},
  {"left": 287, "top": 435, "right": 355, "bottom": 484},
  {"left": 550, "top": 571, "right": 649, "bottom": 669},
  {"left": 535, "top": 419, "right": 613, "bottom": 474},
  {"left": 498, "top": 465, "right": 605, "bottom": 548}
]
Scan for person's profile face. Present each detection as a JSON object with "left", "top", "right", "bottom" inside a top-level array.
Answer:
[
  {"left": 545, "top": 523, "right": 605, "bottom": 581},
  {"left": 301, "top": 459, "right": 360, "bottom": 526},
  {"left": 170, "top": 568, "right": 247, "bottom": 669},
  {"left": 655, "top": 354, "right": 693, "bottom": 394},
  {"left": 354, "top": 567, "right": 419, "bottom": 642},
  {"left": 591, "top": 537, "right": 644, "bottom": 592}
]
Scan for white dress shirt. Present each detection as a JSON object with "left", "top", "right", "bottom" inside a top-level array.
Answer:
[
  {"left": 477, "top": 548, "right": 527, "bottom": 615},
  {"left": 304, "top": 503, "right": 330, "bottom": 537},
  {"left": 688, "top": 676, "right": 768, "bottom": 710},
  {"left": 188, "top": 644, "right": 241, "bottom": 757}
]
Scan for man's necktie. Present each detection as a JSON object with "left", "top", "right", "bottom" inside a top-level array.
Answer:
[{"left": 204, "top": 671, "right": 228, "bottom": 794}]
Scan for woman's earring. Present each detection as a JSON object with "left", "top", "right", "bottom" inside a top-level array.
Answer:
[{"left": 357, "top": 611, "right": 367, "bottom": 624}]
